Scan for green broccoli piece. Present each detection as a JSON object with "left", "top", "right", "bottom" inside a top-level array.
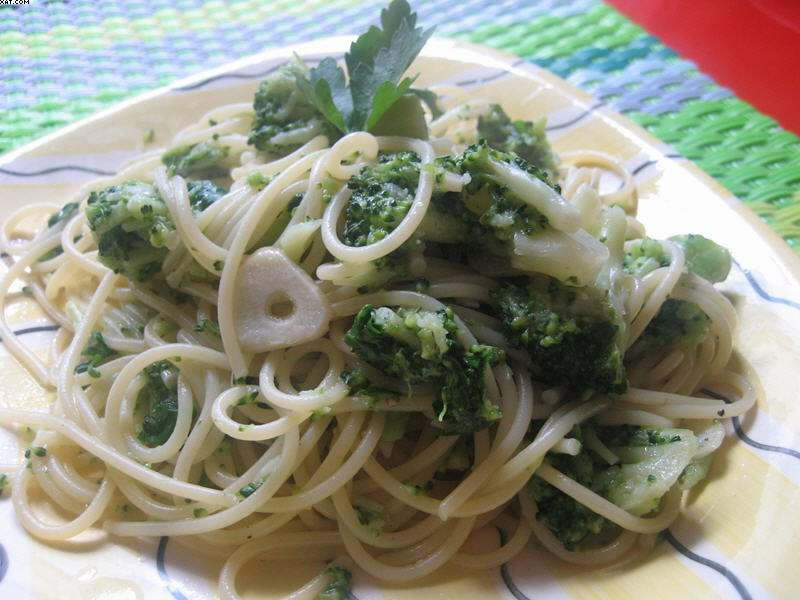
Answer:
[
  {"left": 315, "top": 565, "right": 352, "bottom": 600},
  {"left": 343, "top": 151, "right": 421, "bottom": 248},
  {"left": 86, "top": 180, "right": 176, "bottom": 281},
  {"left": 454, "top": 141, "right": 556, "bottom": 242},
  {"left": 531, "top": 424, "right": 698, "bottom": 548},
  {"left": 187, "top": 179, "right": 226, "bottom": 213},
  {"left": 194, "top": 318, "right": 221, "bottom": 338},
  {"left": 38, "top": 201, "right": 81, "bottom": 261},
  {"left": 530, "top": 449, "right": 615, "bottom": 550},
  {"left": 625, "top": 235, "right": 731, "bottom": 284},
  {"left": 628, "top": 299, "right": 711, "bottom": 361},
  {"left": 623, "top": 237, "right": 669, "bottom": 278},
  {"left": 47, "top": 201, "right": 80, "bottom": 228},
  {"left": 669, "top": 234, "right": 731, "bottom": 283},
  {"left": 477, "top": 104, "right": 558, "bottom": 178},
  {"left": 75, "top": 332, "right": 118, "bottom": 376},
  {"left": 255, "top": 193, "right": 303, "bottom": 247},
  {"left": 341, "top": 370, "right": 397, "bottom": 408},
  {"left": 382, "top": 411, "right": 411, "bottom": 442},
  {"left": 136, "top": 360, "right": 179, "bottom": 447},
  {"left": 353, "top": 497, "right": 388, "bottom": 536},
  {"left": 345, "top": 305, "right": 504, "bottom": 434},
  {"left": 249, "top": 59, "right": 339, "bottom": 156},
  {"left": 0, "top": 473, "right": 8, "bottom": 494},
  {"left": 162, "top": 141, "right": 230, "bottom": 178},
  {"left": 592, "top": 427, "right": 697, "bottom": 516},
  {"left": 86, "top": 179, "right": 224, "bottom": 282},
  {"left": 492, "top": 277, "right": 626, "bottom": 393}
]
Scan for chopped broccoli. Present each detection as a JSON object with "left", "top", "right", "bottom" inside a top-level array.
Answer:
[
  {"left": 194, "top": 318, "right": 221, "bottom": 338},
  {"left": 455, "top": 141, "right": 555, "bottom": 242},
  {"left": 382, "top": 411, "right": 410, "bottom": 441},
  {"left": 625, "top": 234, "right": 731, "bottom": 284},
  {"left": 86, "top": 180, "right": 176, "bottom": 281},
  {"left": 679, "top": 454, "right": 713, "bottom": 490},
  {"left": 531, "top": 424, "right": 698, "bottom": 548},
  {"left": 593, "top": 427, "right": 697, "bottom": 515},
  {"left": 249, "top": 59, "right": 339, "bottom": 155},
  {"left": 86, "top": 179, "right": 224, "bottom": 282},
  {"left": 75, "top": 332, "right": 118, "bottom": 376},
  {"left": 246, "top": 171, "right": 272, "bottom": 191},
  {"left": 530, "top": 450, "right": 614, "bottom": 550},
  {"left": 628, "top": 299, "right": 711, "bottom": 361},
  {"left": 187, "top": 179, "right": 226, "bottom": 213},
  {"left": 162, "top": 140, "right": 230, "bottom": 178},
  {"left": 353, "top": 497, "right": 388, "bottom": 536},
  {"left": 0, "top": 473, "right": 7, "bottom": 494},
  {"left": 341, "top": 370, "right": 397, "bottom": 408},
  {"left": 669, "top": 234, "right": 731, "bottom": 283},
  {"left": 256, "top": 193, "right": 303, "bottom": 247},
  {"left": 343, "top": 151, "right": 421, "bottom": 248},
  {"left": 477, "top": 104, "right": 558, "bottom": 178},
  {"left": 345, "top": 305, "right": 504, "bottom": 434},
  {"left": 136, "top": 360, "right": 179, "bottom": 447},
  {"left": 315, "top": 565, "right": 352, "bottom": 600},
  {"left": 492, "top": 277, "right": 627, "bottom": 393},
  {"left": 623, "top": 237, "right": 668, "bottom": 278},
  {"left": 38, "top": 201, "right": 81, "bottom": 261},
  {"left": 47, "top": 201, "right": 80, "bottom": 228}
]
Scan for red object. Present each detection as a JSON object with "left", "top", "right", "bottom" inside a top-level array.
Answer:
[{"left": 605, "top": 0, "right": 800, "bottom": 135}]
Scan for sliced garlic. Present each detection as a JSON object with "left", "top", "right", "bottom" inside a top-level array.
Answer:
[{"left": 234, "top": 247, "right": 330, "bottom": 352}]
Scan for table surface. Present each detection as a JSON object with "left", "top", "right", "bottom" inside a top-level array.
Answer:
[{"left": 2, "top": 0, "right": 799, "bottom": 253}]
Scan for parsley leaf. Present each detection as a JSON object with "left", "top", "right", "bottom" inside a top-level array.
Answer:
[{"left": 294, "top": 0, "right": 434, "bottom": 134}]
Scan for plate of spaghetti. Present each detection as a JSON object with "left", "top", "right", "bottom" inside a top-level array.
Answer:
[{"left": 1, "top": 2, "right": 800, "bottom": 599}]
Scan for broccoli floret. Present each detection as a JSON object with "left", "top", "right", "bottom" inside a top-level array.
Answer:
[
  {"left": 38, "top": 201, "right": 81, "bottom": 261},
  {"left": 344, "top": 305, "right": 504, "bottom": 434},
  {"left": 315, "top": 565, "right": 352, "bottom": 600},
  {"left": 86, "top": 180, "right": 176, "bottom": 281},
  {"left": 255, "top": 193, "right": 303, "bottom": 247},
  {"left": 623, "top": 237, "right": 668, "bottom": 278},
  {"left": 187, "top": 179, "right": 226, "bottom": 213},
  {"left": 194, "top": 318, "right": 221, "bottom": 338},
  {"left": 86, "top": 179, "right": 224, "bottom": 282},
  {"left": 477, "top": 104, "right": 558, "bottom": 178},
  {"left": 47, "top": 201, "right": 80, "bottom": 228},
  {"left": 343, "top": 151, "right": 422, "bottom": 247},
  {"left": 382, "top": 411, "right": 410, "bottom": 442},
  {"left": 353, "top": 497, "right": 388, "bottom": 536},
  {"left": 531, "top": 424, "right": 698, "bottom": 548},
  {"left": 669, "top": 234, "right": 731, "bottom": 283},
  {"left": 75, "top": 332, "right": 118, "bottom": 376},
  {"left": 628, "top": 299, "right": 711, "bottom": 361},
  {"left": 625, "top": 235, "right": 731, "bottom": 284},
  {"left": 455, "top": 141, "right": 556, "bottom": 242},
  {"left": 249, "top": 59, "right": 339, "bottom": 156},
  {"left": 530, "top": 449, "right": 614, "bottom": 550},
  {"left": 162, "top": 140, "right": 230, "bottom": 178},
  {"left": 492, "top": 277, "right": 626, "bottom": 393},
  {"left": 136, "top": 360, "right": 179, "bottom": 447},
  {"left": 592, "top": 426, "right": 697, "bottom": 516}
]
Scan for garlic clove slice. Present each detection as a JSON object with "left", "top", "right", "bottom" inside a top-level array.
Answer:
[{"left": 234, "top": 247, "right": 330, "bottom": 352}]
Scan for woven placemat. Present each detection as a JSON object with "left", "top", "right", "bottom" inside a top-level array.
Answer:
[{"left": 2, "top": 0, "right": 798, "bottom": 250}]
